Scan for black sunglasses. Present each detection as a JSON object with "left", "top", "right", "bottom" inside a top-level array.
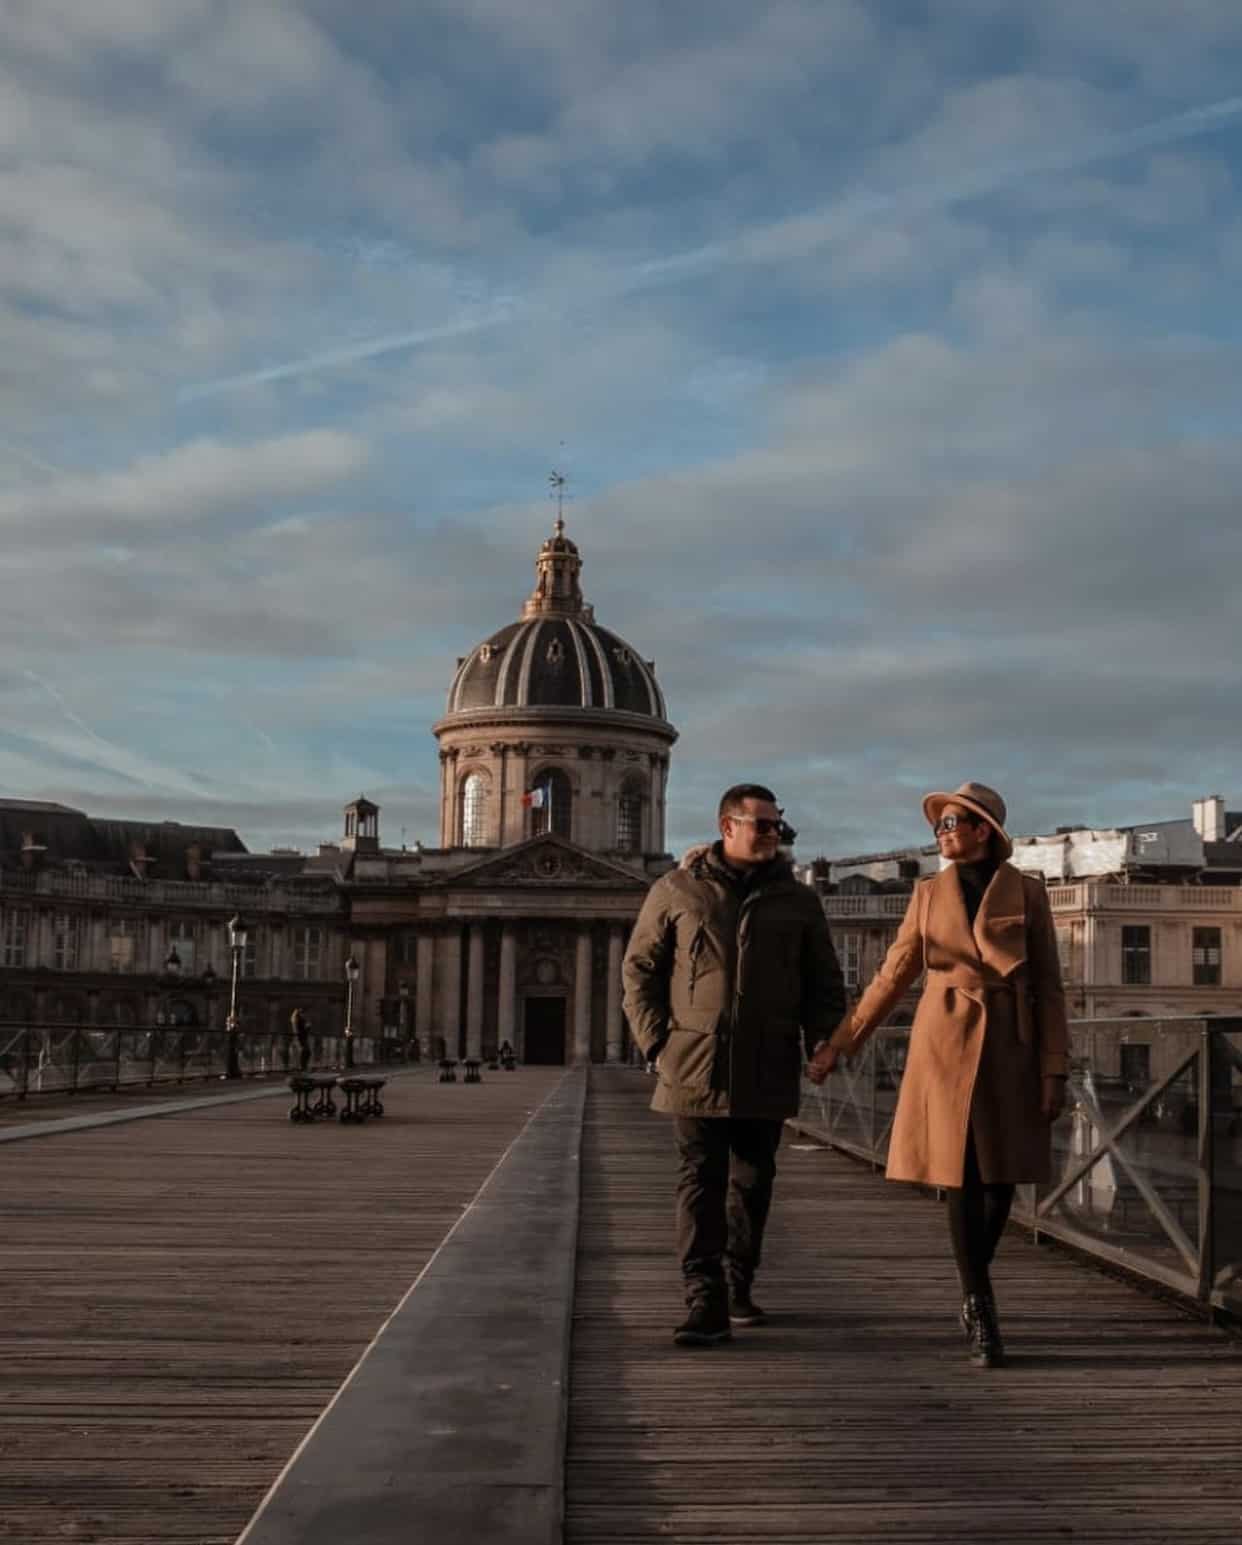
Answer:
[{"left": 933, "top": 813, "right": 982, "bottom": 835}]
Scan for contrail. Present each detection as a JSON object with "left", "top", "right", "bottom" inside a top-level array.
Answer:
[{"left": 180, "top": 93, "right": 1242, "bottom": 400}]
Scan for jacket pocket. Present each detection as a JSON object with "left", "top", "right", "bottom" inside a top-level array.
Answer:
[
  {"left": 755, "top": 1020, "right": 802, "bottom": 1095},
  {"left": 659, "top": 1025, "right": 717, "bottom": 1092}
]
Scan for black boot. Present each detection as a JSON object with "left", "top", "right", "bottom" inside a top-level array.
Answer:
[
  {"left": 960, "top": 1293, "right": 1004, "bottom": 1368},
  {"left": 728, "top": 1285, "right": 767, "bottom": 1326},
  {"left": 674, "top": 1298, "right": 732, "bottom": 1346}
]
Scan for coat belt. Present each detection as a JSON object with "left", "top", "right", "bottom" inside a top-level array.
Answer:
[{"left": 927, "top": 963, "right": 1017, "bottom": 996}]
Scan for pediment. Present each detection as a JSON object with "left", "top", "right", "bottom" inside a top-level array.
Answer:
[{"left": 447, "top": 834, "right": 649, "bottom": 889}]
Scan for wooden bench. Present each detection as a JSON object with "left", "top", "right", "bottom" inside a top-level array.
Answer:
[
  {"left": 288, "top": 1073, "right": 338, "bottom": 1123},
  {"left": 336, "top": 1074, "right": 387, "bottom": 1123}
]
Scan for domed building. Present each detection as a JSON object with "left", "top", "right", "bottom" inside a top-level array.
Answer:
[
  {"left": 434, "top": 517, "right": 675, "bottom": 853},
  {"left": 345, "top": 518, "right": 678, "bottom": 1066}
]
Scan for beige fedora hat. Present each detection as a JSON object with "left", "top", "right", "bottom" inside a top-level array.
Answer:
[{"left": 922, "top": 781, "right": 1013, "bottom": 859}]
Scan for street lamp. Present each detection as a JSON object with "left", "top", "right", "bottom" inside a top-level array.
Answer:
[
  {"left": 201, "top": 961, "right": 217, "bottom": 1031},
  {"left": 226, "top": 914, "right": 247, "bottom": 1080},
  {"left": 158, "top": 945, "right": 181, "bottom": 1027},
  {"left": 344, "top": 954, "right": 360, "bottom": 1069}
]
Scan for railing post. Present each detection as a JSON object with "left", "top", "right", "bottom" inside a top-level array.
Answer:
[{"left": 1196, "top": 1023, "right": 1213, "bottom": 1304}]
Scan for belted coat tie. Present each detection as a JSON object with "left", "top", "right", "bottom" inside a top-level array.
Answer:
[{"left": 829, "top": 862, "right": 1068, "bottom": 1188}]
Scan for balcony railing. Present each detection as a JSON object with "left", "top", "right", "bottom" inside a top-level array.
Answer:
[
  {"left": 1048, "top": 883, "right": 1242, "bottom": 913},
  {"left": 0, "top": 871, "right": 340, "bottom": 914},
  {"left": 0, "top": 1023, "right": 410, "bottom": 1098},
  {"left": 794, "top": 1015, "right": 1242, "bottom": 1317},
  {"left": 823, "top": 895, "right": 910, "bottom": 918}
]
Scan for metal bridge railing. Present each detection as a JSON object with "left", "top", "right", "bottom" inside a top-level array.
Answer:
[
  {"left": 795, "top": 1016, "right": 1242, "bottom": 1317},
  {"left": 0, "top": 1023, "right": 412, "bottom": 1098}
]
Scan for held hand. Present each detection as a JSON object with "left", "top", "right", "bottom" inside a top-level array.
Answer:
[
  {"left": 806, "top": 1042, "right": 841, "bottom": 1085},
  {"left": 1041, "top": 1075, "right": 1067, "bottom": 1123}
]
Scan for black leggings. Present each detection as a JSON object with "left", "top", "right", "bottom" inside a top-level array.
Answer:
[{"left": 946, "top": 1131, "right": 1014, "bottom": 1298}]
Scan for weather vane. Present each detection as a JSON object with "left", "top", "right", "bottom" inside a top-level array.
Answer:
[{"left": 548, "top": 467, "right": 569, "bottom": 533}]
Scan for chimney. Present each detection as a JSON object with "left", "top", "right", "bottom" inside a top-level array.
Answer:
[{"left": 1192, "top": 796, "right": 1226, "bottom": 843}]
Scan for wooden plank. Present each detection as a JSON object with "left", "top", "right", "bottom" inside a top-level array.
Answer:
[
  {"left": 566, "top": 1068, "right": 1242, "bottom": 1544},
  {"left": 0, "top": 1067, "right": 566, "bottom": 1544}
]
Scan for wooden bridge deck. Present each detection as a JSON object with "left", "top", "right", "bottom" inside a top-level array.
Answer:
[
  {"left": 567, "top": 1069, "right": 1242, "bottom": 1544},
  {"left": 0, "top": 1066, "right": 565, "bottom": 1545},
  {"left": 5, "top": 1064, "right": 1242, "bottom": 1544}
]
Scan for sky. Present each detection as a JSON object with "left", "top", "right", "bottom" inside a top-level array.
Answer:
[{"left": 3, "top": 0, "right": 1242, "bottom": 860}]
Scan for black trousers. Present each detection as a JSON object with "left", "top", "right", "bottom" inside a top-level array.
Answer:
[
  {"left": 674, "top": 1116, "right": 783, "bottom": 1304},
  {"left": 946, "top": 1130, "right": 1015, "bottom": 1298}
]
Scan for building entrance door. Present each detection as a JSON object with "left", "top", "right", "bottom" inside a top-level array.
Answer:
[{"left": 524, "top": 996, "right": 566, "bottom": 1065}]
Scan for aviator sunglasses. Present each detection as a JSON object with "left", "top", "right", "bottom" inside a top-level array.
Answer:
[
  {"left": 727, "top": 814, "right": 796, "bottom": 840},
  {"left": 933, "top": 813, "right": 982, "bottom": 835}
]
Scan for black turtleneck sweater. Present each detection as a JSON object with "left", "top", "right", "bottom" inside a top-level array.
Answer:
[{"left": 956, "top": 857, "right": 998, "bottom": 927}]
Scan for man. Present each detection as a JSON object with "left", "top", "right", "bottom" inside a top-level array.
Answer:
[{"left": 623, "top": 783, "right": 846, "bottom": 1346}]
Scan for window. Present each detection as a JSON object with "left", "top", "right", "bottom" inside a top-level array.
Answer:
[
  {"left": 842, "top": 932, "right": 861, "bottom": 990},
  {"left": 1121, "top": 925, "right": 1151, "bottom": 986},
  {"left": 530, "top": 768, "right": 572, "bottom": 838},
  {"left": 109, "top": 918, "right": 144, "bottom": 972},
  {"left": 1119, "top": 1042, "right": 1151, "bottom": 1088},
  {"left": 1193, "top": 926, "right": 1222, "bottom": 986},
  {"left": 459, "top": 772, "right": 488, "bottom": 847},
  {"left": 293, "top": 925, "right": 322, "bottom": 981},
  {"left": 168, "top": 920, "right": 196, "bottom": 975},
  {"left": 616, "top": 779, "right": 644, "bottom": 851},
  {"left": 2, "top": 910, "right": 29, "bottom": 967},
  {"left": 53, "top": 913, "right": 81, "bottom": 970}
]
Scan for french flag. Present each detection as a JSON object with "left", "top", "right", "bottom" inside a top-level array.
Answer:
[{"left": 522, "top": 787, "right": 547, "bottom": 809}]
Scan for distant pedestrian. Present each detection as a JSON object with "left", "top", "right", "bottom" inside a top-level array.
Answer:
[
  {"left": 808, "top": 782, "right": 1068, "bottom": 1368},
  {"left": 623, "top": 783, "right": 846, "bottom": 1346},
  {"left": 290, "top": 1006, "right": 311, "bottom": 1072}
]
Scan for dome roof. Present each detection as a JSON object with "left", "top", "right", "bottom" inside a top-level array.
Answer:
[
  {"left": 448, "top": 615, "right": 667, "bottom": 718},
  {"left": 444, "top": 516, "right": 668, "bottom": 722}
]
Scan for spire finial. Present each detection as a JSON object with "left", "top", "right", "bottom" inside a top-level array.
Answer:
[{"left": 549, "top": 468, "right": 567, "bottom": 534}]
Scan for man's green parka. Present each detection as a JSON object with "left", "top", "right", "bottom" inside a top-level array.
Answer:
[{"left": 622, "top": 844, "right": 847, "bottom": 1120}]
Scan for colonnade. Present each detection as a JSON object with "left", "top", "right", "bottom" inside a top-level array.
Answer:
[{"left": 410, "top": 918, "right": 630, "bottom": 1064}]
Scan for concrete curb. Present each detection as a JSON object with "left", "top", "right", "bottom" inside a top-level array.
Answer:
[
  {"left": 235, "top": 1063, "right": 588, "bottom": 1545},
  {"left": 0, "top": 1068, "right": 427, "bottom": 1145}
]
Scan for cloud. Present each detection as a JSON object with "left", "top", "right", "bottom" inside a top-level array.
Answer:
[{"left": 0, "top": 431, "right": 368, "bottom": 540}]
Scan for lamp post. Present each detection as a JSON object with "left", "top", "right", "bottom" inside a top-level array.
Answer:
[
  {"left": 226, "top": 914, "right": 247, "bottom": 1080},
  {"left": 160, "top": 945, "right": 181, "bottom": 1027},
  {"left": 344, "top": 954, "right": 360, "bottom": 1069},
  {"left": 201, "top": 961, "right": 216, "bottom": 1029},
  {"left": 399, "top": 979, "right": 411, "bottom": 1061}
]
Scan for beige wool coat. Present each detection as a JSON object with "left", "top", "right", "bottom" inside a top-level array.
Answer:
[{"left": 828, "top": 862, "right": 1068, "bottom": 1188}]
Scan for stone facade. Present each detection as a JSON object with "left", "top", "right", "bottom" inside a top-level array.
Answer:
[{"left": 0, "top": 523, "right": 677, "bottom": 1067}]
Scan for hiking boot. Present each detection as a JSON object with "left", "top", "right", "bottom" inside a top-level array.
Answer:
[
  {"left": 728, "top": 1287, "right": 767, "bottom": 1326},
  {"left": 673, "top": 1300, "right": 732, "bottom": 1346},
  {"left": 960, "top": 1293, "right": 1004, "bottom": 1368}
]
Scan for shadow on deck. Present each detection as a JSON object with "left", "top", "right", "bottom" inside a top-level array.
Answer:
[{"left": 568, "top": 1068, "right": 1242, "bottom": 1544}]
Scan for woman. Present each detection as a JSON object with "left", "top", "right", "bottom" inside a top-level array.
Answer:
[{"left": 807, "top": 782, "right": 1068, "bottom": 1368}]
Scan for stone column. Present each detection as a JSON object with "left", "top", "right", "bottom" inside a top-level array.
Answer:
[
  {"left": 415, "top": 933, "right": 435, "bottom": 1061},
  {"left": 606, "top": 924, "right": 625, "bottom": 1063},
  {"left": 574, "top": 925, "right": 593, "bottom": 1064},
  {"left": 438, "top": 929, "right": 463, "bottom": 1059},
  {"left": 498, "top": 924, "right": 517, "bottom": 1057},
  {"left": 466, "top": 923, "right": 485, "bottom": 1059}
]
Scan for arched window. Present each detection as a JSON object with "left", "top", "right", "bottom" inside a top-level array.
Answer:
[
  {"left": 616, "top": 777, "right": 645, "bottom": 852},
  {"left": 530, "top": 768, "right": 572, "bottom": 839},
  {"left": 459, "top": 772, "right": 489, "bottom": 847}
]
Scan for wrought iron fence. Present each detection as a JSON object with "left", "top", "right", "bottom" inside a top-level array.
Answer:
[
  {"left": 0, "top": 1022, "right": 412, "bottom": 1099},
  {"left": 795, "top": 1016, "right": 1242, "bottom": 1317}
]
